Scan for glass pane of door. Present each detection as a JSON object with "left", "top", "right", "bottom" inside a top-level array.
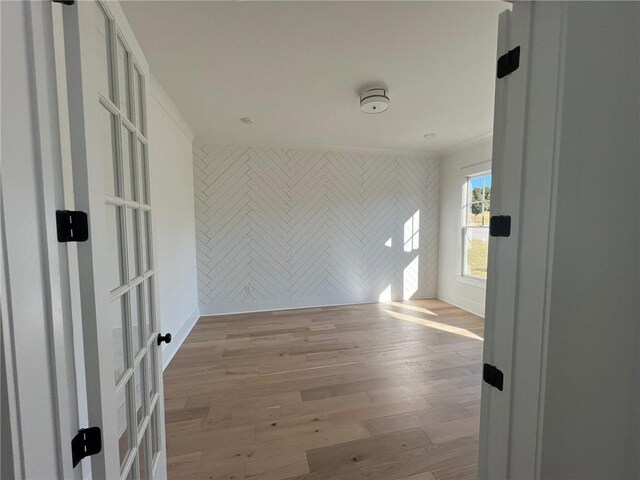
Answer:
[
  {"left": 111, "top": 295, "right": 127, "bottom": 383},
  {"left": 117, "top": 384, "right": 132, "bottom": 468},
  {"left": 116, "top": 35, "right": 131, "bottom": 119},
  {"left": 93, "top": 1, "right": 112, "bottom": 100},
  {"left": 99, "top": 107, "right": 118, "bottom": 196}
]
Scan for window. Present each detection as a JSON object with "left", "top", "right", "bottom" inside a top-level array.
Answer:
[{"left": 462, "top": 172, "right": 491, "bottom": 280}]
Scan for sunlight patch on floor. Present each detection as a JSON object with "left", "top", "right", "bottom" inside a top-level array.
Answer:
[
  {"left": 383, "top": 301, "right": 439, "bottom": 317},
  {"left": 384, "top": 309, "right": 483, "bottom": 341}
]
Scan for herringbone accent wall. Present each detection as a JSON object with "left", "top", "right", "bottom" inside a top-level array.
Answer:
[{"left": 193, "top": 140, "right": 439, "bottom": 315}]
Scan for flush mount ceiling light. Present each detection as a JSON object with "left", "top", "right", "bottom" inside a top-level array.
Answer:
[
  {"left": 360, "top": 88, "right": 390, "bottom": 114},
  {"left": 240, "top": 117, "right": 255, "bottom": 124}
]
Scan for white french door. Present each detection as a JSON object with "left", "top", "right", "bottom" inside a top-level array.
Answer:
[
  {"left": 56, "top": 1, "right": 167, "bottom": 478},
  {"left": 478, "top": 2, "right": 531, "bottom": 479}
]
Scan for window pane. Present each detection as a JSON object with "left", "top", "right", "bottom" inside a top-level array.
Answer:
[
  {"left": 111, "top": 295, "right": 127, "bottom": 382},
  {"left": 465, "top": 228, "right": 489, "bottom": 279},
  {"left": 116, "top": 36, "right": 131, "bottom": 118},
  {"left": 105, "top": 205, "right": 124, "bottom": 291},
  {"left": 484, "top": 175, "right": 492, "bottom": 207},
  {"left": 117, "top": 382, "right": 132, "bottom": 470},
  {"left": 143, "top": 278, "right": 154, "bottom": 340},
  {"left": 150, "top": 408, "right": 159, "bottom": 461},
  {"left": 142, "top": 210, "right": 152, "bottom": 271},
  {"left": 146, "top": 353, "right": 156, "bottom": 405},
  {"left": 99, "top": 107, "right": 118, "bottom": 197},
  {"left": 134, "top": 67, "right": 145, "bottom": 134},
  {"left": 130, "top": 285, "right": 141, "bottom": 356},
  {"left": 134, "top": 362, "right": 144, "bottom": 428},
  {"left": 469, "top": 176, "right": 484, "bottom": 190},
  {"left": 484, "top": 174, "right": 492, "bottom": 189},
  {"left": 468, "top": 202, "right": 484, "bottom": 226},
  {"left": 93, "top": 2, "right": 112, "bottom": 100},
  {"left": 126, "top": 208, "right": 140, "bottom": 280},
  {"left": 138, "top": 434, "right": 148, "bottom": 480},
  {"left": 469, "top": 176, "right": 483, "bottom": 204},
  {"left": 121, "top": 125, "right": 136, "bottom": 201},
  {"left": 140, "top": 211, "right": 148, "bottom": 273},
  {"left": 138, "top": 140, "right": 149, "bottom": 204}
]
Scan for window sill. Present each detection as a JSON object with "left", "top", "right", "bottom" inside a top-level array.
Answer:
[{"left": 456, "top": 275, "right": 487, "bottom": 289}]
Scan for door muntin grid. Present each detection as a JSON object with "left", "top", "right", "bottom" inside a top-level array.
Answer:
[{"left": 95, "top": 1, "right": 160, "bottom": 477}]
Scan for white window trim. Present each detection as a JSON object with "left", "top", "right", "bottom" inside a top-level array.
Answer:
[{"left": 457, "top": 161, "right": 491, "bottom": 287}]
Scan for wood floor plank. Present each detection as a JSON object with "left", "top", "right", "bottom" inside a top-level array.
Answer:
[
  {"left": 305, "top": 428, "right": 432, "bottom": 473},
  {"left": 163, "top": 299, "right": 484, "bottom": 479}
]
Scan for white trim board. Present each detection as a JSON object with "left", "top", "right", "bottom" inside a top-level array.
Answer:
[
  {"left": 194, "top": 135, "right": 440, "bottom": 159},
  {"left": 440, "top": 131, "right": 493, "bottom": 157},
  {"left": 149, "top": 74, "right": 195, "bottom": 142},
  {"left": 436, "top": 291, "right": 485, "bottom": 318},
  {"left": 199, "top": 296, "right": 437, "bottom": 318}
]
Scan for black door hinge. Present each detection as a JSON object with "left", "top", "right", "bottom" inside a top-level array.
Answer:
[
  {"left": 71, "top": 427, "right": 102, "bottom": 468},
  {"left": 56, "top": 210, "right": 89, "bottom": 243},
  {"left": 52, "top": 0, "right": 75, "bottom": 4},
  {"left": 483, "top": 363, "right": 504, "bottom": 391},
  {"left": 497, "top": 46, "right": 520, "bottom": 79},
  {"left": 490, "top": 215, "right": 511, "bottom": 237}
]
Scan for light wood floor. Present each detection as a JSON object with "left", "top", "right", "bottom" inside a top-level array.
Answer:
[{"left": 164, "top": 299, "right": 484, "bottom": 480}]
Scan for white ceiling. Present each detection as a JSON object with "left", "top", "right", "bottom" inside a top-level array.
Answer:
[{"left": 121, "top": 1, "right": 506, "bottom": 153}]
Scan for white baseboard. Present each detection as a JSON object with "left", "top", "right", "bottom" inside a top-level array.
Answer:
[
  {"left": 198, "top": 294, "right": 437, "bottom": 318},
  {"left": 436, "top": 290, "right": 485, "bottom": 317},
  {"left": 161, "top": 307, "right": 200, "bottom": 370}
]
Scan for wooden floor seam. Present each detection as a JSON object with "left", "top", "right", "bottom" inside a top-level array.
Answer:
[{"left": 163, "top": 299, "right": 484, "bottom": 480}]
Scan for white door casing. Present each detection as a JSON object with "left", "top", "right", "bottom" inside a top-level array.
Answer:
[
  {"left": 56, "top": 1, "right": 167, "bottom": 478},
  {"left": 478, "top": 2, "right": 578, "bottom": 477}
]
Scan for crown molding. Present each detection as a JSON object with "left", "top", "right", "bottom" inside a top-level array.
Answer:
[
  {"left": 440, "top": 131, "right": 493, "bottom": 156},
  {"left": 194, "top": 134, "right": 440, "bottom": 160},
  {"left": 149, "top": 74, "right": 195, "bottom": 141}
]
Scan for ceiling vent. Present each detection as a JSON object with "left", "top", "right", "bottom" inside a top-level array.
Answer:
[{"left": 360, "top": 88, "right": 389, "bottom": 114}]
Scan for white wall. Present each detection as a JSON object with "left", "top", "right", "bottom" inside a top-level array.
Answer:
[
  {"left": 194, "top": 140, "right": 439, "bottom": 315},
  {"left": 147, "top": 76, "right": 199, "bottom": 368},
  {"left": 437, "top": 136, "right": 491, "bottom": 316}
]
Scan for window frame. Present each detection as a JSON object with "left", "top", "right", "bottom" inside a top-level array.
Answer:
[{"left": 459, "top": 166, "right": 492, "bottom": 285}]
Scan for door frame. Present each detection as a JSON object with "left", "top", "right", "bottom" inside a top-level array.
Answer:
[
  {"left": 479, "top": 1, "right": 568, "bottom": 478},
  {"left": 1, "top": 1, "right": 81, "bottom": 478},
  {"left": 2, "top": 0, "right": 168, "bottom": 477}
]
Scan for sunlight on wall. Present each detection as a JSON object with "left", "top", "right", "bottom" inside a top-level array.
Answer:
[
  {"left": 404, "top": 210, "right": 420, "bottom": 252},
  {"left": 403, "top": 256, "right": 419, "bottom": 300},
  {"left": 379, "top": 284, "right": 392, "bottom": 302},
  {"left": 385, "top": 237, "right": 392, "bottom": 247},
  {"left": 384, "top": 309, "right": 483, "bottom": 340}
]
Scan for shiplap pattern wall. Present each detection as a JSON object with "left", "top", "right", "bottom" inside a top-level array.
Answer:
[{"left": 194, "top": 140, "right": 439, "bottom": 315}]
